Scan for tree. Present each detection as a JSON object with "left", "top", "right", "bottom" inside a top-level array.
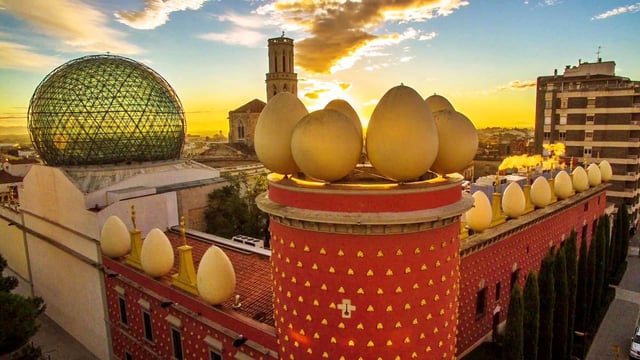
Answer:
[
  {"left": 538, "top": 251, "right": 555, "bottom": 360},
  {"left": 504, "top": 284, "right": 524, "bottom": 360},
  {"left": 552, "top": 248, "right": 568, "bottom": 360},
  {"left": 592, "top": 217, "right": 608, "bottom": 314},
  {"left": 204, "top": 174, "right": 269, "bottom": 241},
  {"left": 564, "top": 230, "right": 578, "bottom": 357},
  {"left": 575, "top": 232, "right": 588, "bottom": 332},
  {"left": 585, "top": 226, "right": 597, "bottom": 326},
  {"left": 523, "top": 271, "right": 539, "bottom": 360},
  {"left": 612, "top": 203, "right": 630, "bottom": 277},
  {"left": 0, "top": 254, "right": 45, "bottom": 355}
]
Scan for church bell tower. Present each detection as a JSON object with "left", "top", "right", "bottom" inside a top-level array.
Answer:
[{"left": 266, "top": 33, "right": 298, "bottom": 101}]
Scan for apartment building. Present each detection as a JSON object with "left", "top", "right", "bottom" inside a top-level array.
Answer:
[{"left": 535, "top": 59, "right": 640, "bottom": 223}]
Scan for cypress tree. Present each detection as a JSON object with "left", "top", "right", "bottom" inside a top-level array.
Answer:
[
  {"left": 552, "top": 248, "right": 569, "bottom": 360},
  {"left": 591, "top": 220, "right": 605, "bottom": 319},
  {"left": 564, "top": 230, "right": 578, "bottom": 358},
  {"left": 504, "top": 284, "right": 524, "bottom": 360},
  {"left": 575, "top": 232, "right": 588, "bottom": 332},
  {"left": 523, "top": 271, "right": 540, "bottom": 360},
  {"left": 585, "top": 225, "right": 597, "bottom": 327},
  {"left": 538, "top": 251, "right": 555, "bottom": 360},
  {"left": 617, "top": 203, "right": 630, "bottom": 267}
]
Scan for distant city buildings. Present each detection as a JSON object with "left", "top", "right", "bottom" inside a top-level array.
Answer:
[{"left": 535, "top": 59, "right": 640, "bottom": 222}]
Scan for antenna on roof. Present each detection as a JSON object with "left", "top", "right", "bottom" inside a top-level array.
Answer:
[
  {"left": 596, "top": 45, "right": 602, "bottom": 62},
  {"left": 281, "top": 30, "right": 285, "bottom": 38}
]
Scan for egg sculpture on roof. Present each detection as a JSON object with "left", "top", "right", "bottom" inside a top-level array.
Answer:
[
  {"left": 366, "top": 85, "right": 438, "bottom": 181},
  {"left": 254, "top": 92, "right": 308, "bottom": 174},
  {"left": 502, "top": 182, "right": 526, "bottom": 218},
  {"left": 466, "top": 191, "right": 492, "bottom": 232},
  {"left": 197, "top": 245, "right": 236, "bottom": 305},
  {"left": 572, "top": 166, "right": 589, "bottom": 192},
  {"left": 554, "top": 171, "right": 573, "bottom": 199},
  {"left": 425, "top": 94, "right": 455, "bottom": 113},
  {"left": 100, "top": 215, "right": 131, "bottom": 258},
  {"left": 530, "top": 177, "right": 552, "bottom": 208},
  {"left": 140, "top": 228, "right": 174, "bottom": 278},
  {"left": 291, "top": 109, "right": 362, "bottom": 182},
  {"left": 325, "top": 99, "right": 363, "bottom": 140},
  {"left": 430, "top": 110, "right": 478, "bottom": 175},
  {"left": 587, "top": 163, "right": 602, "bottom": 187},
  {"left": 599, "top": 160, "right": 613, "bottom": 182}
]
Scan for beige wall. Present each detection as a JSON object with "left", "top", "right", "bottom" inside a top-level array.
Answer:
[
  {"left": 0, "top": 208, "right": 30, "bottom": 295},
  {"left": 178, "top": 181, "right": 227, "bottom": 232}
]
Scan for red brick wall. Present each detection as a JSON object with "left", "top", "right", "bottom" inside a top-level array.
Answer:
[
  {"left": 457, "top": 191, "right": 606, "bottom": 355},
  {"left": 104, "top": 258, "right": 277, "bottom": 360}
]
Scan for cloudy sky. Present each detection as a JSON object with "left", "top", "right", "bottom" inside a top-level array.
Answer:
[{"left": 1, "top": 0, "right": 639, "bottom": 135}]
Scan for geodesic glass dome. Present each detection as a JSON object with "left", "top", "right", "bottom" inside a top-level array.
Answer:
[{"left": 28, "top": 54, "right": 185, "bottom": 166}]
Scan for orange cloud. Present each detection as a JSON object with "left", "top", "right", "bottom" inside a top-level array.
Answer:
[
  {"left": 115, "top": 0, "right": 210, "bottom": 30},
  {"left": 496, "top": 80, "right": 537, "bottom": 91},
  {"left": 257, "top": 0, "right": 467, "bottom": 74}
]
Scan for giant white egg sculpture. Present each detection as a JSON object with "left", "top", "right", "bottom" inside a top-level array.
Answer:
[
  {"left": 254, "top": 92, "right": 308, "bottom": 174},
  {"left": 466, "top": 191, "right": 492, "bottom": 232},
  {"left": 140, "top": 228, "right": 174, "bottom": 278},
  {"left": 554, "top": 171, "right": 573, "bottom": 199},
  {"left": 366, "top": 85, "right": 438, "bottom": 181},
  {"left": 325, "top": 99, "right": 363, "bottom": 140},
  {"left": 431, "top": 110, "right": 478, "bottom": 175},
  {"left": 572, "top": 166, "right": 589, "bottom": 192},
  {"left": 291, "top": 109, "right": 362, "bottom": 182},
  {"left": 197, "top": 245, "right": 236, "bottom": 305},
  {"left": 100, "top": 215, "right": 131, "bottom": 258},
  {"left": 502, "top": 182, "right": 526, "bottom": 218},
  {"left": 425, "top": 94, "right": 455, "bottom": 113},
  {"left": 530, "top": 177, "right": 551, "bottom": 208},
  {"left": 599, "top": 160, "right": 613, "bottom": 182},
  {"left": 587, "top": 163, "right": 602, "bottom": 187}
]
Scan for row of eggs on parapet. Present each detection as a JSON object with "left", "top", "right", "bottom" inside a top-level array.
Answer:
[
  {"left": 254, "top": 85, "right": 478, "bottom": 182},
  {"left": 99, "top": 216, "right": 236, "bottom": 306},
  {"left": 465, "top": 161, "right": 613, "bottom": 233}
]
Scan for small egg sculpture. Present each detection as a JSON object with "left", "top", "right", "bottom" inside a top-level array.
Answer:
[
  {"left": 466, "top": 191, "right": 492, "bottom": 232},
  {"left": 254, "top": 92, "right": 308, "bottom": 174},
  {"left": 291, "top": 109, "right": 362, "bottom": 182},
  {"left": 502, "top": 182, "right": 526, "bottom": 218},
  {"left": 572, "top": 166, "right": 589, "bottom": 192},
  {"left": 587, "top": 163, "right": 602, "bottom": 187},
  {"left": 197, "top": 245, "right": 236, "bottom": 305},
  {"left": 554, "top": 171, "right": 573, "bottom": 199},
  {"left": 100, "top": 215, "right": 131, "bottom": 258},
  {"left": 140, "top": 228, "right": 174, "bottom": 277},
  {"left": 530, "top": 177, "right": 551, "bottom": 208},
  {"left": 431, "top": 110, "right": 478, "bottom": 175},
  {"left": 599, "top": 160, "right": 613, "bottom": 182},
  {"left": 366, "top": 84, "right": 439, "bottom": 181},
  {"left": 425, "top": 94, "right": 455, "bottom": 113},
  {"left": 325, "top": 99, "right": 363, "bottom": 140}
]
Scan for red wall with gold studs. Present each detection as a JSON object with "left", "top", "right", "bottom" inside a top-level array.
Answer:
[
  {"left": 457, "top": 190, "right": 606, "bottom": 355},
  {"left": 262, "top": 180, "right": 471, "bottom": 360}
]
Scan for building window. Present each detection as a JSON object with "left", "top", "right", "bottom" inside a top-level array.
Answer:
[
  {"left": 560, "top": 116, "right": 567, "bottom": 125},
  {"left": 237, "top": 124, "right": 245, "bottom": 140},
  {"left": 210, "top": 350, "right": 223, "bottom": 360},
  {"left": 544, "top": 116, "right": 551, "bottom": 125},
  {"left": 118, "top": 296, "right": 128, "bottom": 325},
  {"left": 585, "top": 131, "right": 593, "bottom": 140},
  {"left": 561, "top": 99, "right": 567, "bottom": 108},
  {"left": 495, "top": 282, "right": 501, "bottom": 301},
  {"left": 171, "top": 328, "right": 183, "bottom": 360},
  {"left": 544, "top": 132, "right": 551, "bottom": 141},
  {"left": 545, "top": 100, "right": 552, "bottom": 109},
  {"left": 587, "top": 98, "right": 596, "bottom": 107},
  {"left": 584, "top": 202, "right": 589, "bottom": 212},
  {"left": 510, "top": 269, "right": 520, "bottom": 290},
  {"left": 125, "top": 352, "right": 133, "bottom": 360},
  {"left": 476, "top": 287, "right": 487, "bottom": 318},
  {"left": 586, "top": 115, "right": 594, "bottom": 123},
  {"left": 559, "top": 131, "right": 566, "bottom": 141},
  {"left": 143, "top": 310, "right": 153, "bottom": 342},
  {"left": 584, "top": 148, "right": 592, "bottom": 157}
]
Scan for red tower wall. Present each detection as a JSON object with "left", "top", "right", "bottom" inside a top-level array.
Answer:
[
  {"left": 457, "top": 189, "right": 607, "bottom": 355},
  {"left": 260, "top": 178, "right": 472, "bottom": 360}
]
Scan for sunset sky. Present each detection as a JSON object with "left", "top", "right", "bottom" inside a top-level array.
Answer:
[{"left": 1, "top": 0, "right": 639, "bottom": 136}]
